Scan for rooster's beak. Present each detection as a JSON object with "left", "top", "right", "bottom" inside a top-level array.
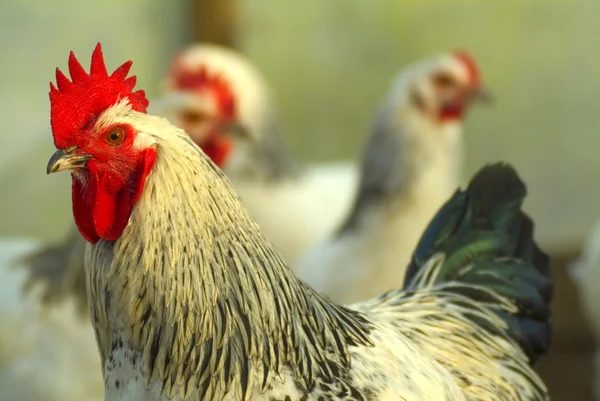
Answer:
[{"left": 47, "top": 149, "right": 92, "bottom": 174}]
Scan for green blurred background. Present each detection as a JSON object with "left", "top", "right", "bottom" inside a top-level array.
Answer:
[{"left": 0, "top": 1, "right": 596, "bottom": 398}]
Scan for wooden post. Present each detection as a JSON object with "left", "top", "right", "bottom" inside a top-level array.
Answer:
[{"left": 189, "top": 0, "right": 237, "bottom": 48}]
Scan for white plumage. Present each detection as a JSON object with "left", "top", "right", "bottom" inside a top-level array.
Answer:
[
  {"left": 49, "top": 92, "right": 550, "bottom": 400},
  {"left": 231, "top": 162, "right": 357, "bottom": 266},
  {"left": 0, "top": 239, "right": 102, "bottom": 401}
]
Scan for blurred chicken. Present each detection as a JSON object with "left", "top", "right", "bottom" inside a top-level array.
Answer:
[
  {"left": 0, "top": 232, "right": 102, "bottom": 401},
  {"left": 570, "top": 221, "right": 600, "bottom": 400},
  {"left": 296, "top": 51, "right": 490, "bottom": 303},
  {"left": 47, "top": 44, "right": 552, "bottom": 401},
  {"left": 151, "top": 43, "right": 358, "bottom": 265}
]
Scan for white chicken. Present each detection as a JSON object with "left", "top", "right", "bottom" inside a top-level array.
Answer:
[
  {"left": 151, "top": 43, "right": 358, "bottom": 266},
  {"left": 0, "top": 231, "right": 102, "bottom": 401},
  {"left": 296, "top": 51, "right": 490, "bottom": 304}
]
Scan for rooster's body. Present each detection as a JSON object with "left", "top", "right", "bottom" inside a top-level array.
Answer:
[{"left": 47, "top": 44, "right": 552, "bottom": 401}]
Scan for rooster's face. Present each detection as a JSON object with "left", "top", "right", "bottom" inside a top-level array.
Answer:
[{"left": 47, "top": 43, "right": 156, "bottom": 244}]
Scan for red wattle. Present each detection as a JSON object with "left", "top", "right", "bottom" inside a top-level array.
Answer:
[
  {"left": 92, "top": 170, "right": 130, "bottom": 241},
  {"left": 202, "top": 137, "right": 232, "bottom": 167},
  {"left": 72, "top": 174, "right": 100, "bottom": 244},
  {"left": 439, "top": 105, "right": 464, "bottom": 121},
  {"left": 71, "top": 148, "right": 157, "bottom": 243}
]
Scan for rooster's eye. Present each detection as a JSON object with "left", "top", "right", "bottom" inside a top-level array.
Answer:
[{"left": 106, "top": 127, "right": 125, "bottom": 146}]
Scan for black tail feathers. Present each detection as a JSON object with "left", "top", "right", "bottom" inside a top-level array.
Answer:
[{"left": 404, "top": 162, "right": 553, "bottom": 365}]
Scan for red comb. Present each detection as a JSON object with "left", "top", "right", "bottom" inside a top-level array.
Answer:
[
  {"left": 49, "top": 43, "right": 149, "bottom": 149},
  {"left": 169, "top": 58, "right": 236, "bottom": 119},
  {"left": 453, "top": 50, "right": 481, "bottom": 86}
]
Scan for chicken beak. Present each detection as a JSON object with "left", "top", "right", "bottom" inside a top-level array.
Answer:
[
  {"left": 471, "top": 86, "right": 493, "bottom": 104},
  {"left": 46, "top": 149, "right": 92, "bottom": 174},
  {"left": 221, "top": 120, "right": 251, "bottom": 139}
]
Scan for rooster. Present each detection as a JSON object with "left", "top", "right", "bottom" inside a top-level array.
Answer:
[
  {"left": 296, "top": 51, "right": 490, "bottom": 304},
  {"left": 46, "top": 44, "right": 552, "bottom": 401},
  {"left": 151, "top": 43, "right": 358, "bottom": 266},
  {"left": 0, "top": 43, "right": 347, "bottom": 401}
]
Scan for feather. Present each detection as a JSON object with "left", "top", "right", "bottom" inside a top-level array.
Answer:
[{"left": 404, "top": 163, "right": 552, "bottom": 365}]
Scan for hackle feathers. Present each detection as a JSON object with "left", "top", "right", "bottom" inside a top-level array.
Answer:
[{"left": 86, "top": 112, "right": 372, "bottom": 400}]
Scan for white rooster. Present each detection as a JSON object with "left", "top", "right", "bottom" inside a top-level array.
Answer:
[
  {"left": 152, "top": 43, "right": 358, "bottom": 266},
  {"left": 0, "top": 43, "right": 352, "bottom": 401},
  {"left": 296, "top": 51, "right": 490, "bottom": 304},
  {"left": 45, "top": 43, "right": 552, "bottom": 401}
]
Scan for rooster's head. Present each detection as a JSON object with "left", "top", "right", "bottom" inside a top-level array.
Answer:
[{"left": 47, "top": 43, "right": 156, "bottom": 244}]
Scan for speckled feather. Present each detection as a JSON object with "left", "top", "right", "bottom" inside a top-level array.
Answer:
[{"left": 81, "top": 101, "right": 550, "bottom": 401}]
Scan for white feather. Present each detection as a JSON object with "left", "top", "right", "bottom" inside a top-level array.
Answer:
[
  {"left": 232, "top": 162, "right": 358, "bottom": 266},
  {"left": 0, "top": 239, "right": 103, "bottom": 401}
]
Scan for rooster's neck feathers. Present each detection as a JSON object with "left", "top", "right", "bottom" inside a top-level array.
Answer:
[{"left": 88, "top": 117, "right": 371, "bottom": 400}]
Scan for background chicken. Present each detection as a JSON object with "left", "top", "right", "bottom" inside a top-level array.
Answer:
[
  {"left": 0, "top": 234, "right": 102, "bottom": 401},
  {"left": 47, "top": 44, "right": 552, "bottom": 401},
  {"left": 152, "top": 42, "right": 358, "bottom": 266},
  {"left": 296, "top": 51, "right": 490, "bottom": 303}
]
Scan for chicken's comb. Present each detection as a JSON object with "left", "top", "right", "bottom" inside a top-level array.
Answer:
[
  {"left": 168, "top": 58, "right": 236, "bottom": 119},
  {"left": 49, "top": 43, "right": 149, "bottom": 149},
  {"left": 453, "top": 50, "right": 481, "bottom": 86}
]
